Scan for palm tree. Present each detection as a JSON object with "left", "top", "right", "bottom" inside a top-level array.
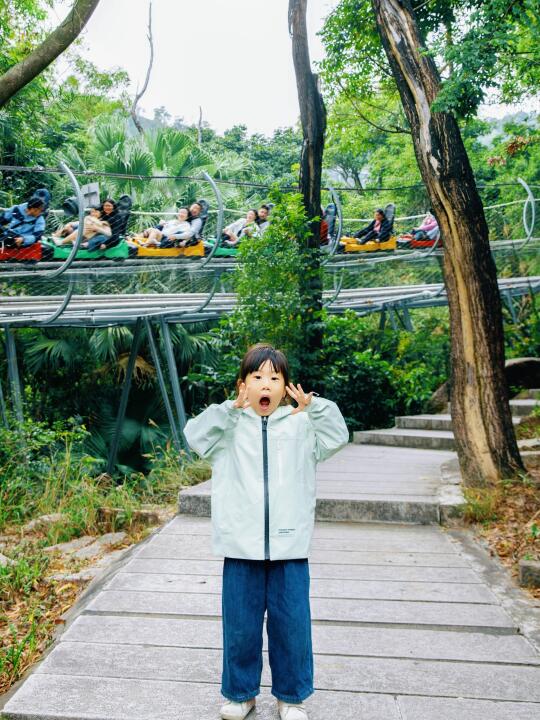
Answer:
[{"left": 13, "top": 320, "right": 219, "bottom": 473}]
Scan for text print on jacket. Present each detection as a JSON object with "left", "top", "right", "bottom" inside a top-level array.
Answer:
[{"left": 183, "top": 397, "right": 349, "bottom": 561}]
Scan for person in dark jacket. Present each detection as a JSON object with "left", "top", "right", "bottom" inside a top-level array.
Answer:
[
  {"left": 354, "top": 208, "right": 392, "bottom": 245},
  {"left": 84, "top": 199, "right": 123, "bottom": 251},
  {"left": 0, "top": 197, "right": 46, "bottom": 248}
]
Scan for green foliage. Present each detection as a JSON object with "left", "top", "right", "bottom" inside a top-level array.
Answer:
[
  {"left": 6, "top": 322, "right": 217, "bottom": 474},
  {"left": 504, "top": 294, "right": 540, "bottom": 359},
  {"left": 229, "top": 189, "right": 309, "bottom": 376},
  {"left": 0, "top": 415, "right": 209, "bottom": 534},
  {"left": 0, "top": 3, "right": 128, "bottom": 202},
  {"left": 433, "top": 1, "right": 540, "bottom": 117},
  {"left": 462, "top": 486, "right": 500, "bottom": 523},
  {"left": 0, "top": 544, "right": 50, "bottom": 600},
  {"left": 321, "top": 0, "right": 538, "bottom": 119},
  {"left": 318, "top": 310, "right": 449, "bottom": 429},
  {"left": 208, "top": 125, "right": 302, "bottom": 188}
]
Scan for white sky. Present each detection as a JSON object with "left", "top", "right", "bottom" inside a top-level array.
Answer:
[{"left": 53, "top": 0, "right": 339, "bottom": 135}]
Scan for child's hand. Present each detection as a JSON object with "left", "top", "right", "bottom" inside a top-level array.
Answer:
[
  {"left": 233, "top": 382, "right": 250, "bottom": 410},
  {"left": 287, "top": 383, "right": 314, "bottom": 414}
]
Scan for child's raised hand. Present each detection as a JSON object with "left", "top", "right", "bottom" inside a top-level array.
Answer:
[
  {"left": 233, "top": 382, "right": 250, "bottom": 410},
  {"left": 287, "top": 383, "right": 314, "bottom": 414}
]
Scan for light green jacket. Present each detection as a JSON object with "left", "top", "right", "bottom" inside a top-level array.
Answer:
[{"left": 183, "top": 397, "right": 349, "bottom": 560}]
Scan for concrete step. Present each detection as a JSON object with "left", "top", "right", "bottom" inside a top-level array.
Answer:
[
  {"left": 178, "top": 481, "right": 442, "bottom": 524},
  {"left": 511, "top": 398, "right": 540, "bottom": 416},
  {"left": 354, "top": 427, "right": 456, "bottom": 451},
  {"left": 396, "top": 414, "right": 521, "bottom": 432},
  {"left": 516, "top": 388, "right": 540, "bottom": 400},
  {"left": 447, "top": 398, "right": 540, "bottom": 417}
]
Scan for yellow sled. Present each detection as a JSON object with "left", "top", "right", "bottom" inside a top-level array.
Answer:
[
  {"left": 129, "top": 237, "right": 205, "bottom": 258},
  {"left": 340, "top": 235, "right": 397, "bottom": 253}
]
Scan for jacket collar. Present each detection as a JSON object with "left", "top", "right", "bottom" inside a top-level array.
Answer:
[{"left": 245, "top": 404, "right": 293, "bottom": 423}]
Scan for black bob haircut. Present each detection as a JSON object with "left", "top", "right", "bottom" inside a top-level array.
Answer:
[
  {"left": 27, "top": 197, "right": 45, "bottom": 210},
  {"left": 238, "top": 343, "right": 290, "bottom": 398}
]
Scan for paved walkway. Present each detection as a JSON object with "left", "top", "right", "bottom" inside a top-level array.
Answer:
[{"left": 2, "top": 444, "right": 539, "bottom": 719}]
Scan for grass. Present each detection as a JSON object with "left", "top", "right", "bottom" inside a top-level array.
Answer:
[
  {"left": 515, "top": 406, "right": 540, "bottom": 441},
  {"left": 0, "top": 419, "right": 211, "bottom": 693}
]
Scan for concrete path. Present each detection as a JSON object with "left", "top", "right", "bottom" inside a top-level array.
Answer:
[
  {"left": 3, "top": 513, "right": 540, "bottom": 719},
  {"left": 180, "top": 444, "right": 460, "bottom": 524}
]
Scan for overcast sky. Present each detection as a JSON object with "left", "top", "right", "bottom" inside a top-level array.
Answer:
[{"left": 53, "top": 0, "right": 339, "bottom": 135}]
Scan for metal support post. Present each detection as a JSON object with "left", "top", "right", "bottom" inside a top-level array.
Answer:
[
  {"left": 0, "top": 377, "right": 8, "bottom": 427},
  {"left": 401, "top": 307, "right": 414, "bottom": 332},
  {"left": 106, "top": 319, "right": 143, "bottom": 475},
  {"left": 379, "top": 310, "right": 387, "bottom": 331},
  {"left": 4, "top": 327, "right": 23, "bottom": 423},
  {"left": 144, "top": 319, "right": 182, "bottom": 455},
  {"left": 159, "top": 318, "right": 191, "bottom": 457},
  {"left": 503, "top": 290, "right": 518, "bottom": 324}
]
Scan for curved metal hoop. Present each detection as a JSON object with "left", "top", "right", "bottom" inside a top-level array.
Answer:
[
  {"left": 200, "top": 171, "right": 224, "bottom": 268},
  {"left": 321, "top": 185, "right": 343, "bottom": 266},
  {"left": 515, "top": 177, "right": 536, "bottom": 251}
]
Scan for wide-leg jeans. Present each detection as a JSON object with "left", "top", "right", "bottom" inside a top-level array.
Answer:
[{"left": 221, "top": 557, "right": 314, "bottom": 704}]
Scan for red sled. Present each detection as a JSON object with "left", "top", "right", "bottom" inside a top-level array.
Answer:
[
  {"left": 410, "top": 237, "right": 440, "bottom": 249},
  {"left": 0, "top": 243, "right": 43, "bottom": 262}
]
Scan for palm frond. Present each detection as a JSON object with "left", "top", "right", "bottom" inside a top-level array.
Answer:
[{"left": 90, "top": 327, "right": 133, "bottom": 363}]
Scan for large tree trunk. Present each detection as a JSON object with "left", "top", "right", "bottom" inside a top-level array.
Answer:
[
  {"left": 289, "top": 0, "right": 327, "bottom": 382},
  {"left": 0, "top": 0, "right": 100, "bottom": 109},
  {"left": 371, "top": 0, "right": 523, "bottom": 487}
]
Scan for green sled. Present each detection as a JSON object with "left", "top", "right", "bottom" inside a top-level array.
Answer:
[
  {"left": 205, "top": 238, "right": 238, "bottom": 258},
  {"left": 41, "top": 239, "right": 130, "bottom": 261}
]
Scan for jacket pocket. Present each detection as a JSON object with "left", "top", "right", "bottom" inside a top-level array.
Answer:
[{"left": 276, "top": 436, "right": 305, "bottom": 487}]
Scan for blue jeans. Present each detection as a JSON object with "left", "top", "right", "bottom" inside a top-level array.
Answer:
[
  {"left": 87, "top": 233, "right": 109, "bottom": 251},
  {"left": 221, "top": 557, "right": 314, "bottom": 704}
]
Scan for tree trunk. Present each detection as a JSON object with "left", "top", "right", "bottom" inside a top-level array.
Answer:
[
  {"left": 0, "top": 0, "right": 100, "bottom": 109},
  {"left": 371, "top": 0, "right": 523, "bottom": 487},
  {"left": 289, "top": 0, "right": 327, "bottom": 383}
]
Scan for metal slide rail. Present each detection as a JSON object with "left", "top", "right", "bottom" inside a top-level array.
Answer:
[
  {"left": 0, "top": 163, "right": 537, "bottom": 329},
  {"left": 517, "top": 176, "right": 536, "bottom": 251},
  {"left": 1, "top": 276, "right": 538, "bottom": 327}
]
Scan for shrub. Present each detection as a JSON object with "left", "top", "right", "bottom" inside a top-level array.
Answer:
[{"left": 229, "top": 188, "right": 309, "bottom": 377}]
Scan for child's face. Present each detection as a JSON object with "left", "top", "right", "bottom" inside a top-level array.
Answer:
[
  {"left": 90, "top": 208, "right": 101, "bottom": 218},
  {"left": 244, "top": 360, "right": 286, "bottom": 417}
]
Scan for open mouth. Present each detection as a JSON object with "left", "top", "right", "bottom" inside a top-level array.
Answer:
[{"left": 259, "top": 396, "right": 271, "bottom": 410}]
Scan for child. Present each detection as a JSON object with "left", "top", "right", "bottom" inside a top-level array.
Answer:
[
  {"left": 53, "top": 206, "right": 111, "bottom": 246},
  {"left": 184, "top": 343, "right": 349, "bottom": 720}
]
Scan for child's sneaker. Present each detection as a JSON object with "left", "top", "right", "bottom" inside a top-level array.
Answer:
[
  {"left": 277, "top": 699, "right": 308, "bottom": 720},
  {"left": 220, "top": 698, "right": 256, "bottom": 720}
]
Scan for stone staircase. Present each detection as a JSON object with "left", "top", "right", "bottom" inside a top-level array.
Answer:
[{"left": 354, "top": 391, "right": 539, "bottom": 452}]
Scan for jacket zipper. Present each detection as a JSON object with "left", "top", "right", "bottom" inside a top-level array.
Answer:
[{"left": 262, "top": 416, "right": 270, "bottom": 560}]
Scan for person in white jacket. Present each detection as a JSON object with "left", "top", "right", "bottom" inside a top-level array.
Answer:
[
  {"left": 139, "top": 207, "right": 192, "bottom": 247},
  {"left": 221, "top": 209, "right": 260, "bottom": 247},
  {"left": 184, "top": 343, "right": 349, "bottom": 720}
]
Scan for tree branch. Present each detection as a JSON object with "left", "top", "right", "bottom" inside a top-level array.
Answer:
[
  {"left": 0, "top": 0, "right": 100, "bottom": 109},
  {"left": 197, "top": 105, "right": 203, "bottom": 145},
  {"left": 339, "top": 81, "right": 410, "bottom": 134},
  {"left": 131, "top": 1, "right": 154, "bottom": 135}
]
